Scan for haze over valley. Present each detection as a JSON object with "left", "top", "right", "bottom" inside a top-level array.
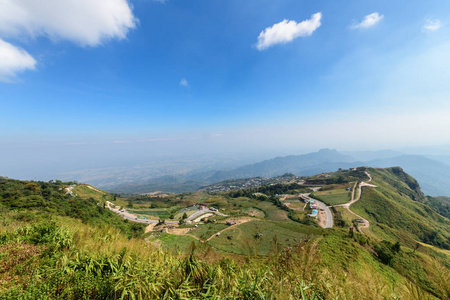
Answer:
[{"left": 1, "top": 1, "right": 449, "bottom": 298}]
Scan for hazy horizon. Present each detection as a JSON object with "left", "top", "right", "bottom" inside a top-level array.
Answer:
[
  {"left": 2, "top": 144, "right": 450, "bottom": 182},
  {"left": 1, "top": 0, "right": 450, "bottom": 181}
]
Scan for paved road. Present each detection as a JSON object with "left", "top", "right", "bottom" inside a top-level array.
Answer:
[
  {"left": 315, "top": 199, "right": 334, "bottom": 228},
  {"left": 106, "top": 201, "right": 178, "bottom": 224},
  {"left": 185, "top": 208, "right": 228, "bottom": 222},
  {"left": 302, "top": 193, "right": 333, "bottom": 229}
]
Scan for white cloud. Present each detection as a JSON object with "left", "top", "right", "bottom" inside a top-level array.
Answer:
[
  {"left": 351, "top": 12, "right": 384, "bottom": 29},
  {"left": 0, "top": 0, "right": 137, "bottom": 47},
  {"left": 256, "top": 12, "right": 322, "bottom": 51},
  {"left": 180, "top": 78, "right": 189, "bottom": 87},
  {"left": 423, "top": 19, "right": 442, "bottom": 32},
  {"left": 0, "top": 38, "right": 36, "bottom": 82}
]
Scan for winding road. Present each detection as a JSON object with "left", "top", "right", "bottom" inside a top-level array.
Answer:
[
  {"left": 106, "top": 201, "right": 177, "bottom": 224},
  {"left": 106, "top": 202, "right": 227, "bottom": 225},
  {"left": 334, "top": 171, "right": 375, "bottom": 233},
  {"left": 185, "top": 208, "right": 227, "bottom": 222}
]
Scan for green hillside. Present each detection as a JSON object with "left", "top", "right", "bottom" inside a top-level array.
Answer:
[
  {"left": 352, "top": 167, "right": 450, "bottom": 249},
  {"left": 0, "top": 178, "right": 145, "bottom": 238},
  {"left": 0, "top": 170, "right": 449, "bottom": 299}
]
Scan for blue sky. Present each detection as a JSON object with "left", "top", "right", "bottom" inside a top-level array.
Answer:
[{"left": 1, "top": 0, "right": 450, "bottom": 179}]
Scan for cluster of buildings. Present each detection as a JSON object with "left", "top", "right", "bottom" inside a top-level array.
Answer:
[
  {"left": 308, "top": 199, "right": 318, "bottom": 218},
  {"left": 203, "top": 178, "right": 267, "bottom": 193},
  {"left": 202, "top": 175, "right": 303, "bottom": 193}
]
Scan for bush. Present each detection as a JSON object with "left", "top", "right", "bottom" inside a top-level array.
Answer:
[{"left": 373, "top": 240, "right": 400, "bottom": 265}]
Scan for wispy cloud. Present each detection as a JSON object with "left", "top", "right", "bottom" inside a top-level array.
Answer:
[
  {"left": 180, "top": 78, "right": 189, "bottom": 87},
  {"left": 351, "top": 12, "right": 384, "bottom": 29},
  {"left": 0, "top": 38, "right": 36, "bottom": 82},
  {"left": 256, "top": 12, "right": 322, "bottom": 51},
  {"left": 422, "top": 19, "right": 442, "bottom": 32}
]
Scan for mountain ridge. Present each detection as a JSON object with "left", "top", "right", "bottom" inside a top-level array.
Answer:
[{"left": 106, "top": 149, "right": 450, "bottom": 197}]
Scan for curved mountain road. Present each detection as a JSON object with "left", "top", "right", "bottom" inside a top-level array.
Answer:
[
  {"left": 106, "top": 201, "right": 178, "bottom": 224},
  {"left": 302, "top": 193, "right": 333, "bottom": 229},
  {"left": 333, "top": 171, "right": 375, "bottom": 233}
]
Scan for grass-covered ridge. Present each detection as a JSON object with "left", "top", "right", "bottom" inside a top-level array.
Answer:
[
  {"left": 1, "top": 212, "right": 448, "bottom": 299},
  {"left": 0, "top": 169, "right": 449, "bottom": 299},
  {"left": 352, "top": 167, "right": 450, "bottom": 250},
  {"left": 0, "top": 178, "right": 145, "bottom": 238}
]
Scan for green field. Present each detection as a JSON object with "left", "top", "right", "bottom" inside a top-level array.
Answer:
[
  {"left": 74, "top": 185, "right": 112, "bottom": 203},
  {"left": 283, "top": 197, "right": 301, "bottom": 202},
  {"left": 208, "top": 220, "right": 323, "bottom": 255},
  {"left": 126, "top": 208, "right": 170, "bottom": 219},
  {"left": 257, "top": 201, "right": 290, "bottom": 222},
  {"left": 286, "top": 202, "right": 305, "bottom": 209},
  {"left": 189, "top": 223, "right": 229, "bottom": 240},
  {"left": 151, "top": 233, "right": 198, "bottom": 253},
  {"left": 313, "top": 188, "right": 351, "bottom": 206},
  {"left": 333, "top": 206, "right": 356, "bottom": 228},
  {"left": 174, "top": 206, "right": 198, "bottom": 219},
  {"left": 243, "top": 207, "right": 266, "bottom": 218}
]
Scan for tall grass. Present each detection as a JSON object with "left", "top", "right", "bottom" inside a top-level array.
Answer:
[{"left": 0, "top": 213, "right": 447, "bottom": 299}]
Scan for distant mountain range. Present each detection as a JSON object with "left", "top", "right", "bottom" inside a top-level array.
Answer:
[
  {"left": 105, "top": 148, "right": 450, "bottom": 196},
  {"left": 207, "top": 149, "right": 357, "bottom": 182}
]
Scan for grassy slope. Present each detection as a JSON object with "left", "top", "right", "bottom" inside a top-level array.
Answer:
[
  {"left": 352, "top": 167, "right": 450, "bottom": 250},
  {"left": 73, "top": 185, "right": 112, "bottom": 203},
  {"left": 1, "top": 171, "right": 450, "bottom": 299},
  {"left": 208, "top": 220, "right": 323, "bottom": 255},
  {"left": 313, "top": 188, "right": 351, "bottom": 206},
  {"left": 0, "top": 179, "right": 146, "bottom": 238},
  {"left": 3, "top": 211, "right": 447, "bottom": 299}
]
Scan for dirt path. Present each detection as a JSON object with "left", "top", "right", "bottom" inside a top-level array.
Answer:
[
  {"left": 185, "top": 234, "right": 203, "bottom": 242},
  {"left": 167, "top": 227, "right": 191, "bottom": 235},
  {"left": 350, "top": 181, "right": 357, "bottom": 202},
  {"left": 193, "top": 213, "right": 213, "bottom": 223},
  {"left": 155, "top": 218, "right": 254, "bottom": 243},
  {"left": 106, "top": 201, "right": 177, "bottom": 225},
  {"left": 145, "top": 224, "right": 156, "bottom": 233},
  {"left": 205, "top": 218, "right": 253, "bottom": 242},
  {"left": 334, "top": 171, "right": 375, "bottom": 234},
  {"left": 284, "top": 202, "right": 307, "bottom": 211},
  {"left": 86, "top": 185, "right": 105, "bottom": 194}
]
